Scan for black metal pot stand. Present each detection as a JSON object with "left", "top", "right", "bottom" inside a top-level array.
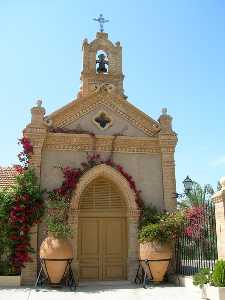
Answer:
[
  {"left": 135, "top": 258, "right": 171, "bottom": 288},
  {"left": 35, "top": 258, "right": 77, "bottom": 291}
]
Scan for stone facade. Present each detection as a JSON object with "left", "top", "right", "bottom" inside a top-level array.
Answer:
[
  {"left": 212, "top": 177, "right": 225, "bottom": 259},
  {"left": 21, "top": 31, "right": 178, "bottom": 284}
]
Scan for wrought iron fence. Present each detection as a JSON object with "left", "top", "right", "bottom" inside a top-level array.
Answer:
[{"left": 175, "top": 203, "right": 218, "bottom": 275}]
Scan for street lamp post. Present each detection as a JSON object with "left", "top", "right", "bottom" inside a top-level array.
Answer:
[{"left": 175, "top": 176, "right": 193, "bottom": 198}]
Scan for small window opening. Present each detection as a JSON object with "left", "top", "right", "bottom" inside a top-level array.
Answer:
[{"left": 93, "top": 111, "right": 112, "bottom": 130}]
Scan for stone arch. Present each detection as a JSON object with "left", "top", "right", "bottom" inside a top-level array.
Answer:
[
  {"left": 90, "top": 38, "right": 115, "bottom": 52},
  {"left": 71, "top": 163, "right": 139, "bottom": 212},
  {"left": 70, "top": 164, "right": 140, "bottom": 281}
]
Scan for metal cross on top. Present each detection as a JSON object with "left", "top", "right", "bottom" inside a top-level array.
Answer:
[{"left": 93, "top": 14, "right": 109, "bottom": 32}]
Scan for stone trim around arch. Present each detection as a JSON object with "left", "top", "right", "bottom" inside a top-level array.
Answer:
[
  {"left": 71, "top": 163, "right": 140, "bottom": 212},
  {"left": 69, "top": 163, "right": 141, "bottom": 281}
]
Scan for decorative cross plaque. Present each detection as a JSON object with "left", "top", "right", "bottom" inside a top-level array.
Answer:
[{"left": 93, "top": 111, "right": 112, "bottom": 130}]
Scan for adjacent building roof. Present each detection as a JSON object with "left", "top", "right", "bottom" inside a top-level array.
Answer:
[{"left": 0, "top": 167, "right": 17, "bottom": 189}]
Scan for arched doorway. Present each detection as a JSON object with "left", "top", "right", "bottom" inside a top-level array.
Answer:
[
  {"left": 69, "top": 164, "right": 140, "bottom": 281},
  {"left": 78, "top": 176, "right": 127, "bottom": 280}
]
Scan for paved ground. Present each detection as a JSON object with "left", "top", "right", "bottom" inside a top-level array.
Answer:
[{"left": 0, "top": 282, "right": 201, "bottom": 300}]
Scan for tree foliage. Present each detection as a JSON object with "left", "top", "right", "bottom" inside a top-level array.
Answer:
[{"left": 179, "top": 181, "right": 214, "bottom": 208}]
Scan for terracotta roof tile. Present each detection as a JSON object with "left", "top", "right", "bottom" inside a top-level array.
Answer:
[{"left": 0, "top": 167, "right": 17, "bottom": 189}]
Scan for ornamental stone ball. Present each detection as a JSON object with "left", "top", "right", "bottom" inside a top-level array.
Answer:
[
  {"left": 36, "top": 99, "right": 42, "bottom": 107},
  {"left": 162, "top": 108, "right": 168, "bottom": 115},
  {"left": 220, "top": 176, "right": 225, "bottom": 190}
]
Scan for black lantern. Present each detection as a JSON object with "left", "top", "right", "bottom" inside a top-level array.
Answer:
[
  {"left": 183, "top": 176, "right": 193, "bottom": 195},
  {"left": 174, "top": 176, "right": 193, "bottom": 198}
]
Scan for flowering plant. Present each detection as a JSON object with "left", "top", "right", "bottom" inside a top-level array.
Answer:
[
  {"left": 46, "top": 153, "right": 143, "bottom": 239},
  {"left": 9, "top": 168, "right": 45, "bottom": 271},
  {"left": 184, "top": 206, "right": 204, "bottom": 239},
  {"left": 0, "top": 136, "right": 45, "bottom": 274},
  {"left": 138, "top": 206, "right": 185, "bottom": 244},
  {"left": 45, "top": 166, "right": 80, "bottom": 239}
]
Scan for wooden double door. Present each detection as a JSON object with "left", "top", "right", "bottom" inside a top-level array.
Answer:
[{"left": 78, "top": 217, "right": 127, "bottom": 281}]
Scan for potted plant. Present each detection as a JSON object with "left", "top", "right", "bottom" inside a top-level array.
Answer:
[
  {"left": 207, "top": 260, "right": 225, "bottom": 300},
  {"left": 192, "top": 261, "right": 225, "bottom": 300},
  {"left": 0, "top": 261, "right": 21, "bottom": 287},
  {"left": 40, "top": 191, "right": 73, "bottom": 284},
  {"left": 138, "top": 206, "right": 184, "bottom": 282},
  {"left": 193, "top": 268, "right": 211, "bottom": 299}
]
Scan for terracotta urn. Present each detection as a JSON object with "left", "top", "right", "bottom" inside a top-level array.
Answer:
[
  {"left": 40, "top": 236, "right": 73, "bottom": 284},
  {"left": 139, "top": 242, "right": 172, "bottom": 282}
]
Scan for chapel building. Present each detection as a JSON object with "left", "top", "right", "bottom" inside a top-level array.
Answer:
[{"left": 22, "top": 31, "right": 177, "bottom": 284}]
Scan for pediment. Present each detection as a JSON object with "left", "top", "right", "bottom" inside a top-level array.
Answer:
[{"left": 47, "top": 85, "right": 161, "bottom": 137}]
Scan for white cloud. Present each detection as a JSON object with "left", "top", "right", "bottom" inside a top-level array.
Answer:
[{"left": 210, "top": 155, "right": 225, "bottom": 167}]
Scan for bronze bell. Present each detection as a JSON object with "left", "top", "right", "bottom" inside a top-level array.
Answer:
[{"left": 96, "top": 53, "right": 108, "bottom": 73}]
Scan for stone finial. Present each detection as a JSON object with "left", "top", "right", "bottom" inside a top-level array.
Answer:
[
  {"left": 212, "top": 176, "right": 225, "bottom": 203},
  {"left": 82, "top": 38, "right": 89, "bottom": 51},
  {"left": 31, "top": 99, "right": 46, "bottom": 125},
  {"left": 161, "top": 107, "right": 167, "bottom": 115},
  {"left": 158, "top": 108, "right": 173, "bottom": 132},
  {"left": 36, "top": 99, "right": 42, "bottom": 107},
  {"left": 220, "top": 176, "right": 225, "bottom": 190}
]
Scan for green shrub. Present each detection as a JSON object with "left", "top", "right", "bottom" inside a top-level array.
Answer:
[
  {"left": 193, "top": 268, "right": 211, "bottom": 288},
  {"left": 46, "top": 195, "right": 73, "bottom": 239},
  {"left": 138, "top": 205, "right": 163, "bottom": 229},
  {"left": 0, "top": 261, "right": 14, "bottom": 276},
  {"left": 212, "top": 260, "right": 225, "bottom": 287},
  {"left": 0, "top": 189, "right": 14, "bottom": 275},
  {"left": 46, "top": 216, "right": 73, "bottom": 239},
  {"left": 138, "top": 206, "right": 184, "bottom": 244}
]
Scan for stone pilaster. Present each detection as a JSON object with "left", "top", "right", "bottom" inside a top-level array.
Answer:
[
  {"left": 212, "top": 177, "right": 225, "bottom": 259},
  {"left": 21, "top": 100, "right": 47, "bottom": 285},
  {"left": 127, "top": 209, "right": 140, "bottom": 281},
  {"left": 158, "top": 108, "right": 177, "bottom": 211},
  {"left": 69, "top": 209, "right": 79, "bottom": 281}
]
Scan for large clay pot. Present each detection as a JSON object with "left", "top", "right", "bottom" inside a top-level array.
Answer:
[
  {"left": 40, "top": 236, "right": 73, "bottom": 284},
  {"left": 139, "top": 242, "right": 172, "bottom": 282}
]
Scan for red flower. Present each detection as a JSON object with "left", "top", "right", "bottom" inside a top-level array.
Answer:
[
  {"left": 23, "top": 194, "right": 30, "bottom": 201},
  {"left": 14, "top": 165, "right": 24, "bottom": 174}
]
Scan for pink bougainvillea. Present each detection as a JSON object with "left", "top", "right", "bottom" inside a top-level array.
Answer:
[
  {"left": 185, "top": 206, "right": 204, "bottom": 239},
  {"left": 49, "top": 153, "right": 143, "bottom": 210},
  {"left": 9, "top": 136, "right": 44, "bottom": 272},
  {"left": 14, "top": 137, "right": 33, "bottom": 170}
]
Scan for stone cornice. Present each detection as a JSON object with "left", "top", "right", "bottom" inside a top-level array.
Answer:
[
  {"left": 81, "top": 72, "right": 124, "bottom": 80},
  {"left": 43, "top": 133, "right": 161, "bottom": 154},
  {"left": 23, "top": 126, "right": 47, "bottom": 135},
  {"left": 158, "top": 132, "right": 178, "bottom": 150},
  {"left": 212, "top": 190, "right": 225, "bottom": 203}
]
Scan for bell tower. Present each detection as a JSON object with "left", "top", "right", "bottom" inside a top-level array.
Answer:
[{"left": 80, "top": 31, "right": 124, "bottom": 97}]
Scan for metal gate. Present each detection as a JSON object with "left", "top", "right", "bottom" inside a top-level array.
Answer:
[{"left": 175, "top": 203, "right": 218, "bottom": 275}]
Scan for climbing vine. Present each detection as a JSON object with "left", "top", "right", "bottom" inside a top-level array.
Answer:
[
  {"left": 49, "top": 153, "right": 143, "bottom": 210},
  {"left": 7, "top": 137, "right": 45, "bottom": 273}
]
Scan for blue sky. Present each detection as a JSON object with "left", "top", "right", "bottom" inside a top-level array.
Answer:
[{"left": 0, "top": 0, "right": 225, "bottom": 192}]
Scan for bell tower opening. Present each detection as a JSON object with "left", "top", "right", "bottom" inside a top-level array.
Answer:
[
  {"left": 80, "top": 32, "right": 124, "bottom": 97},
  {"left": 96, "top": 50, "right": 109, "bottom": 74}
]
